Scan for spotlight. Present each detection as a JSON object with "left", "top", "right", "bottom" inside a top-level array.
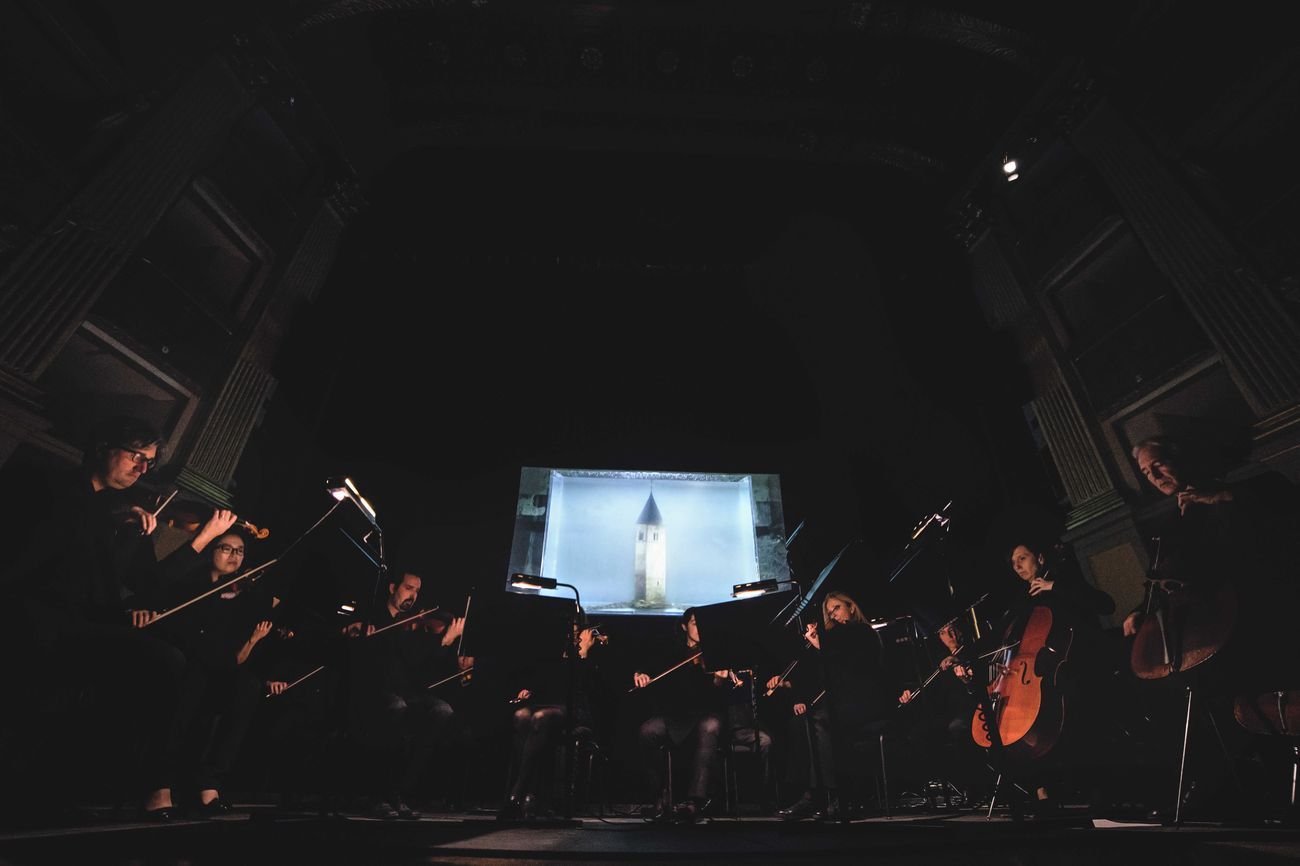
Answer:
[
  {"left": 1002, "top": 156, "right": 1017, "bottom": 174},
  {"left": 1006, "top": 172, "right": 1019, "bottom": 182}
]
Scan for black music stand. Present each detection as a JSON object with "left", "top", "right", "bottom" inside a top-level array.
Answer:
[
  {"left": 462, "top": 591, "right": 579, "bottom": 822},
  {"left": 695, "top": 590, "right": 801, "bottom": 673},
  {"left": 460, "top": 591, "right": 572, "bottom": 663}
]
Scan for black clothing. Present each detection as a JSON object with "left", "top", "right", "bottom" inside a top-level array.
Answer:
[
  {"left": 4, "top": 472, "right": 200, "bottom": 626},
  {"left": 635, "top": 641, "right": 728, "bottom": 804},
  {"left": 348, "top": 606, "right": 459, "bottom": 800},
  {"left": 4, "top": 472, "right": 199, "bottom": 794},
  {"left": 505, "top": 649, "right": 605, "bottom": 802},
  {"left": 156, "top": 562, "right": 282, "bottom": 796},
  {"left": 817, "top": 621, "right": 897, "bottom": 807}
]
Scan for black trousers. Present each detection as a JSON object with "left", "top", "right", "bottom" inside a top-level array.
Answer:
[
  {"left": 785, "top": 705, "right": 835, "bottom": 793},
  {"left": 171, "top": 663, "right": 264, "bottom": 793},
  {"left": 34, "top": 617, "right": 186, "bottom": 793},
  {"left": 354, "top": 691, "right": 456, "bottom": 797},
  {"left": 638, "top": 714, "right": 723, "bottom": 803},
  {"left": 508, "top": 704, "right": 567, "bottom": 799}
]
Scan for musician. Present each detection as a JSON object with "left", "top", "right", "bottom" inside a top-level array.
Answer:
[
  {"left": 805, "top": 591, "right": 896, "bottom": 817},
  {"left": 770, "top": 637, "right": 834, "bottom": 821},
  {"left": 499, "top": 624, "right": 606, "bottom": 819},
  {"left": 1126, "top": 437, "right": 1300, "bottom": 816},
  {"left": 897, "top": 621, "right": 980, "bottom": 791},
  {"left": 348, "top": 571, "right": 465, "bottom": 818},
  {"left": 978, "top": 539, "right": 1114, "bottom": 811},
  {"left": 2, "top": 416, "right": 239, "bottom": 818},
  {"left": 632, "top": 608, "right": 731, "bottom": 823},
  {"left": 769, "top": 590, "right": 894, "bottom": 821},
  {"left": 1126, "top": 437, "right": 1298, "bottom": 669},
  {"left": 157, "top": 529, "right": 288, "bottom": 814}
]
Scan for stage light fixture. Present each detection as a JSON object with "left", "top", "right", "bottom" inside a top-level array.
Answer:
[
  {"left": 326, "top": 477, "right": 360, "bottom": 501},
  {"left": 1002, "top": 156, "right": 1017, "bottom": 174},
  {"left": 511, "top": 573, "right": 558, "bottom": 590},
  {"left": 732, "top": 579, "right": 779, "bottom": 599}
]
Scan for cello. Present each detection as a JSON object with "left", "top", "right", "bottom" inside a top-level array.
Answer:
[
  {"left": 971, "top": 602, "right": 1073, "bottom": 761},
  {"left": 1129, "top": 538, "right": 1237, "bottom": 680}
]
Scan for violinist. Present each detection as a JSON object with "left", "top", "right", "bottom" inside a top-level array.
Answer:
[
  {"left": 770, "top": 624, "right": 833, "bottom": 821},
  {"left": 499, "top": 622, "right": 606, "bottom": 819},
  {"left": 631, "top": 608, "right": 730, "bottom": 823},
  {"left": 156, "top": 528, "right": 288, "bottom": 814},
  {"left": 896, "top": 622, "right": 980, "bottom": 792},
  {"left": 2, "top": 416, "right": 239, "bottom": 819},
  {"left": 347, "top": 571, "right": 465, "bottom": 819},
  {"left": 803, "top": 591, "right": 896, "bottom": 819}
]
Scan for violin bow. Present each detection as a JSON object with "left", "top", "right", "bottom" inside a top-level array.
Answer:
[{"left": 145, "top": 558, "right": 278, "bottom": 626}]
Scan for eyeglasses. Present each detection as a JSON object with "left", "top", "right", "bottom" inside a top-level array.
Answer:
[
  {"left": 215, "top": 544, "right": 245, "bottom": 556},
  {"left": 118, "top": 446, "right": 157, "bottom": 470}
]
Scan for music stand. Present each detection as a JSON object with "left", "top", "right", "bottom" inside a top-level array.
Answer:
[
  {"left": 460, "top": 590, "right": 579, "bottom": 821},
  {"left": 460, "top": 591, "right": 572, "bottom": 662},
  {"left": 695, "top": 590, "right": 801, "bottom": 673}
]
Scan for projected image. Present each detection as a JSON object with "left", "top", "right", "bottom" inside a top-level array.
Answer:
[{"left": 506, "top": 468, "right": 790, "bottom": 614}]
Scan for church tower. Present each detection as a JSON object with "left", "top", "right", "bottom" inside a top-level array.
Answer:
[{"left": 633, "top": 490, "right": 666, "bottom": 606}]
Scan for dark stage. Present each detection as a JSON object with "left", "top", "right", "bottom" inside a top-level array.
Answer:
[{"left": 5, "top": 809, "right": 1300, "bottom": 865}]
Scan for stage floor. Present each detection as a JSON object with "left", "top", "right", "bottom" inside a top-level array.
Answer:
[{"left": 3, "top": 809, "right": 1300, "bottom": 864}]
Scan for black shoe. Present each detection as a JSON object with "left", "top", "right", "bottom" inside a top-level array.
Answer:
[
  {"left": 674, "top": 798, "right": 709, "bottom": 824},
  {"left": 140, "top": 806, "right": 175, "bottom": 823},
  {"left": 195, "top": 796, "right": 232, "bottom": 817},
  {"left": 640, "top": 799, "right": 671, "bottom": 822},
  {"left": 778, "top": 795, "right": 819, "bottom": 821},
  {"left": 365, "top": 800, "right": 399, "bottom": 820},
  {"left": 1028, "top": 796, "right": 1061, "bottom": 818},
  {"left": 814, "top": 800, "right": 844, "bottom": 823},
  {"left": 496, "top": 795, "right": 524, "bottom": 821}
]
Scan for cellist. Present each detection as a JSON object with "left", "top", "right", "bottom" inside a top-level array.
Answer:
[
  {"left": 1126, "top": 437, "right": 1298, "bottom": 683},
  {"left": 1126, "top": 436, "right": 1300, "bottom": 816},
  {"left": 975, "top": 539, "right": 1113, "bottom": 812}
]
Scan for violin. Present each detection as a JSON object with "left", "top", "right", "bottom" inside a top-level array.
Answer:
[{"left": 160, "top": 496, "right": 270, "bottom": 539}]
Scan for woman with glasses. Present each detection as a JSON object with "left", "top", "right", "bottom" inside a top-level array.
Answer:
[{"left": 157, "top": 528, "right": 290, "bottom": 814}]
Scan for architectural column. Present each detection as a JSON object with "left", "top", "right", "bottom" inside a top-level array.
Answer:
[
  {"left": 1031, "top": 369, "right": 1125, "bottom": 527},
  {"left": 176, "top": 360, "right": 277, "bottom": 504},
  {"left": 968, "top": 228, "right": 1029, "bottom": 329}
]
